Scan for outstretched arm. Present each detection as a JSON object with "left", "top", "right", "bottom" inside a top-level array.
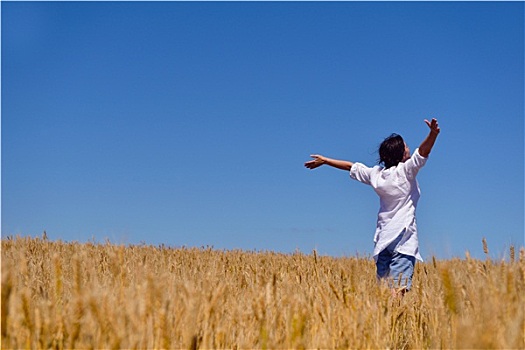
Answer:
[
  {"left": 304, "top": 155, "right": 353, "bottom": 171},
  {"left": 418, "top": 118, "right": 440, "bottom": 158}
]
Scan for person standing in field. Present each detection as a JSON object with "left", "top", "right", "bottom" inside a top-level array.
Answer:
[{"left": 304, "top": 118, "right": 440, "bottom": 295}]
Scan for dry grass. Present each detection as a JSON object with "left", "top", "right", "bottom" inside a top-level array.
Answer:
[{"left": 2, "top": 235, "right": 524, "bottom": 349}]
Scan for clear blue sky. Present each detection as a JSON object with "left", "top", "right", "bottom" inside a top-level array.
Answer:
[{"left": 2, "top": 2, "right": 523, "bottom": 260}]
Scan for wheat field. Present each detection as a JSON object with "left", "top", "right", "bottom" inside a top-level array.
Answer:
[{"left": 1, "top": 235, "right": 524, "bottom": 349}]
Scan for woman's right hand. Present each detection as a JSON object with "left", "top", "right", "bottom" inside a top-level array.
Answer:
[{"left": 424, "top": 118, "right": 440, "bottom": 134}]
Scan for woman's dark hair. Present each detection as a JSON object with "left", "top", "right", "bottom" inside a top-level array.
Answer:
[{"left": 378, "top": 133, "right": 405, "bottom": 169}]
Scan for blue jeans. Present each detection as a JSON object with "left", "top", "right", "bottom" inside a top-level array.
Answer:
[{"left": 376, "top": 233, "right": 416, "bottom": 290}]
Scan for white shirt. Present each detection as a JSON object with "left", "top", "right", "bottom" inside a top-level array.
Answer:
[{"left": 349, "top": 148, "right": 427, "bottom": 262}]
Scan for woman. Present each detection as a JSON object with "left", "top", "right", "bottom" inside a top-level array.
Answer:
[{"left": 304, "top": 118, "right": 440, "bottom": 294}]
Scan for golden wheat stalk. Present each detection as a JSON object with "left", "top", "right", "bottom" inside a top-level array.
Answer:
[{"left": 1, "top": 236, "right": 524, "bottom": 349}]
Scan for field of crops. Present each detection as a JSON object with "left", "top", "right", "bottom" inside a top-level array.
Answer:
[{"left": 2, "top": 235, "right": 524, "bottom": 349}]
